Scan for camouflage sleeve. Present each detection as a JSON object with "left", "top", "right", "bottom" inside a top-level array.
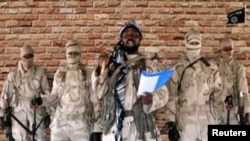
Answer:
[
  {"left": 0, "top": 71, "right": 15, "bottom": 117},
  {"left": 208, "top": 61, "right": 222, "bottom": 105},
  {"left": 86, "top": 68, "right": 101, "bottom": 118},
  {"left": 91, "top": 66, "right": 109, "bottom": 100},
  {"left": 212, "top": 70, "right": 222, "bottom": 94},
  {"left": 165, "top": 63, "right": 180, "bottom": 122},
  {"left": 142, "top": 59, "right": 169, "bottom": 114},
  {"left": 237, "top": 64, "right": 250, "bottom": 114},
  {"left": 41, "top": 68, "right": 61, "bottom": 107},
  {"left": 90, "top": 67, "right": 110, "bottom": 133},
  {"left": 39, "top": 67, "right": 50, "bottom": 96}
]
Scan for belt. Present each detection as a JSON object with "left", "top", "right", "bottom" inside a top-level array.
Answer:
[
  {"left": 179, "top": 105, "right": 210, "bottom": 112},
  {"left": 59, "top": 113, "right": 84, "bottom": 120},
  {"left": 18, "top": 96, "right": 34, "bottom": 101},
  {"left": 124, "top": 110, "right": 133, "bottom": 117}
]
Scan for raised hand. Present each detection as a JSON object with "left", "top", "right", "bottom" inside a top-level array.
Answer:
[{"left": 96, "top": 51, "right": 110, "bottom": 76}]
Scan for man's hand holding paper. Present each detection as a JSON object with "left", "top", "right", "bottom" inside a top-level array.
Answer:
[{"left": 138, "top": 92, "right": 153, "bottom": 105}]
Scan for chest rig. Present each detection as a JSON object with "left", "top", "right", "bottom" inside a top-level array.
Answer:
[
  {"left": 101, "top": 55, "right": 158, "bottom": 140},
  {"left": 55, "top": 64, "right": 93, "bottom": 126},
  {"left": 56, "top": 64, "right": 89, "bottom": 99},
  {"left": 12, "top": 66, "right": 45, "bottom": 106}
]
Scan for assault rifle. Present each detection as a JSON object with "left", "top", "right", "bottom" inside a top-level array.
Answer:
[
  {"left": 224, "top": 95, "right": 233, "bottom": 125},
  {"left": 2, "top": 92, "right": 14, "bottom": 141},
  {"left": 3, "top": 94, "right": 46, "bottom": 141}
]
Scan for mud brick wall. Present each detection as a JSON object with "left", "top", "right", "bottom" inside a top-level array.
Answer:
[{"left": 1, "top": 1, "right": 250, "bottom": 141}]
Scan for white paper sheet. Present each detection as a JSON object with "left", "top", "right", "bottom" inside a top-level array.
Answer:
[
  {"left": 136, "top": 68, "right": 174, "bottom": 96},
  {"left": 137, "top": 74, "right": 159, "bottom": 96}
]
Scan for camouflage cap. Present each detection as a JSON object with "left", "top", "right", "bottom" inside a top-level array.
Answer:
[
  {"left": 20, "top": 45, "right": 34, "bottom": 58},
  {"left": 185, "top": 28, "right": 202, "bottom": 42},
  {"left": 65, "top": 39, "right": 81, "bottom": 54},
  {"left": 119, "top": 20, "right": 142, "bottom": 40},
  {"left": 220, "top": 38, "right": 234, "bottom": 49}
]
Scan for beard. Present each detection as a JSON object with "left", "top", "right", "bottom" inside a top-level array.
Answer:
[{"left": 122, "top": 39, "right": 140, "bottom": 54}]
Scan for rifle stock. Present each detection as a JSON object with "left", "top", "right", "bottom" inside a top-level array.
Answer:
[{"left": 3, "top": 93, "right": 14, "bottom": 141}]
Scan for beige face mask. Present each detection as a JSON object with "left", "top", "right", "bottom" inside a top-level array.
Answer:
[
  {"left": 185, "top": 38, "right": 201, "bottom": 59},
  {"left": 184, "top": 29, "right": 202, "bottom": 60},
  {"left": 20, "top": 45, "right": 34, "bottom": 70},
  {"left": 220, "top": 39, "right": 234, "bottom": 60},
  {"left": 21, "top": 58, "right": 34, "bottom": 70},
  {"left": 66, "top": 46, "right": 81, "bottom": 64},
  {"left": 65, "top": 40, "right": 81, "bottom": 64}
]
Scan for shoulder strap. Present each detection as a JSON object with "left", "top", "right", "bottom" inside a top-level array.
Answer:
[
  {"left": 177, "top": 57, "right": 210, "bottom": 93},
  {"left": 109, "top": 55, "right": 146, "bottom": 90},
  {"left": 12, "top": 68, "right": 19, "bottom": 80},
  {"left": 132, "top": 58, "right": 146, "bottom": 90}
]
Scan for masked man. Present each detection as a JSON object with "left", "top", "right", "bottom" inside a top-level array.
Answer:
[
  {"left": 90, "top": 21, "right": 169, "bottom": 141},
  {"left": 0, "top": 45, "right": 50, "bottom": 141},
  {"left": 165, "top": 28, "right": 222, "bottom": 141},
  {"left": 216, "top": 38, "right": 250, "bottom": 125},
  {"left": 41, "top": 39, "right": 99, "bottom": 141}
]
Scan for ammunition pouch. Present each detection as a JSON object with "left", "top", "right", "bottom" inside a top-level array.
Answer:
[{"left": 132, "top": 102, "right": 157, "bottom": 140}]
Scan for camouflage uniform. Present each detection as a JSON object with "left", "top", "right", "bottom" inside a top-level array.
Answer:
[
  {"left": 216, "top": 38, "right": 250, "bottom": 125},
  {"left": 166, "top": 29, "right": 222, "bottom": 141},
  {"left": 91, "top": 21, "right": 169, "bottom": 141},
  {"left": 0, "top": 45, "right": 50, "bottom": 141},
  {"left": 42, "top": 39, "right": 99, "bottom": 141}
]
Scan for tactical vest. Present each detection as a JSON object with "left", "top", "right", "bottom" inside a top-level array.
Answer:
[
  {"left": 101, "top": 55, "right": 157, "bottom": 140},
  {"left": 9, "top": 66, "right": 50, "bottom": 126},
  {"left": 55, "top": 64, "right": 94, "bottom": 129},
  {"left": 11, "top": 66, "right": 46, "bottom": 107},
  {"left": 219, "top": 59, "right": 241, "bottom": 106}
]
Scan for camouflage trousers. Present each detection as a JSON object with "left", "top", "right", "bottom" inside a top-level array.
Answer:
[
  {"left": 178, "top": 106, "right": 218, "bottom": 141},
  {"left": 12, "top": 110, "right": 46, "bottom": 141},
  {"left": 102, "top": 116, "right": 162, "bottom": 141},
  {"left": 50, "top": 114, "right": 90, "bottom": 141},
  {"left": 218, "top": 107, "right": 239, "bottom": 125}
]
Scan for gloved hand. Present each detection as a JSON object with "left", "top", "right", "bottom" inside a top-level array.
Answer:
[
  {"left": 0, "top": 117, "right": 5, "bottom": 130},
  {"left": 224, "top": 95, "right": 234, "bottom": 110},
  {"left": 89, "top": 132, "right": 102, "bottom": 141},
  {"left": 164, "top": 121, "right": 180, "bottom": 141},
  {"left": 31, "top": 96, "right": 43, "bottom": 107}
]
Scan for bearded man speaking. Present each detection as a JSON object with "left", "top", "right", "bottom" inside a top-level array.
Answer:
[{"left": 90, "top": 21, "right": 169, "bottom": 141}]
